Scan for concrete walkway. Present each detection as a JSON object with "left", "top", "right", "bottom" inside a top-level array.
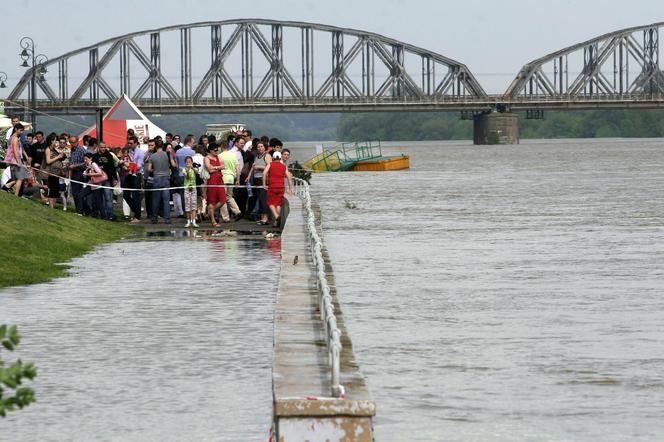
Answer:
[
  {"left": 273, "top": 196, "right": 375, "bottom": 441},
  {"left": 136, "top": 217, "right": 281, "bottom": 233}
]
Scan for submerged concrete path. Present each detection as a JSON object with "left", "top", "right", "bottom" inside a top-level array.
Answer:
[
  {"left": 137, "top": 216, "right": 282, "bottom": 232},
  {"left": 272, "top": 196, "right": 375, "bottom": 441}
]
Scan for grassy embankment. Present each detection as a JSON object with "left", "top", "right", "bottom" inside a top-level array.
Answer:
[{"left": 0, "top": 191, "right": 136, "bottom": 288}]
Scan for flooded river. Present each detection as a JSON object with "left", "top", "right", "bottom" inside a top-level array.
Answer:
[
  {"left": 0, "top": 237, "right": 279, "bottom": 441},
  {"left": 295, "top": 139, "right": 664, "bottom": 441},
  {"left": 1, "top": 138, "right": 662, "bottom": 441}
]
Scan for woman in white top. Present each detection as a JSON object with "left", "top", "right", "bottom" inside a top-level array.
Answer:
[
  {"left": 192, "top": 145, "right": 207, "bottom": 219},
  {"left": 248, "top": 141, "right": 271, "bottom": 225}
]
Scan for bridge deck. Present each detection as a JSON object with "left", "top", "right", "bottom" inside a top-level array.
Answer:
[{"left": 8, "top": 95, "right": 664, "bottom": 115}]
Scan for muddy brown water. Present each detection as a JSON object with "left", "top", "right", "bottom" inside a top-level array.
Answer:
[
  {"left": 0, "top": 237, "right": 280, "bottom": 441},
  {"left": 1, "top": 138, "right": 663, "bottom": 441},
  {"left": 290, "top": 138, "right": 664, "bottom": 441}
]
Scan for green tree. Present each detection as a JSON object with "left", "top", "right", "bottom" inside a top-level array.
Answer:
[{"left": 0, "top": 325, "right": 37, "bottom": 417}]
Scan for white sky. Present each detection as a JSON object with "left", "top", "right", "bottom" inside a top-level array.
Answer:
[{"left": 1, "top": 0, "right": 662, "bottom": 95}]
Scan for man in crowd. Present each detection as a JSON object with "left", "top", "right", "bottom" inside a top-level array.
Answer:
[
  {"left": 176, "top": 134, "right": 196, "bottom": 167},
  {"left": 68, "top": 135, "right": 86, "bottom": 215},
  {"left": 24, "top": 133, "right": 34, "bottom": 150},
  {"left": 143, "top": 138, "right": 156, "bottom": 221},
  {"left": 94, "top": 142, "right": 117, "bottom": 220},
  {"left": 218, "top": 141, "right": 243, "bottom": 221},
  {"left": 147, "top": 138, "right": 176, "bottom": 224},
  {"left": 4, "top": 116, "right": 27, "bottom": 146},
  {"left": 123, "top": 136, "right": 143, "bottom": 222},
  {"left": 26, "top": 131, "right": 46, "bottom": 167},
  {"left": 281, "top": 148, "right": 291, "bottom": 166},
  {"left": 24, "top": 131, "right": 49, "bottom": 202},
  {"left": 243, "top": 129, "right": 253, "bottom": 151}
]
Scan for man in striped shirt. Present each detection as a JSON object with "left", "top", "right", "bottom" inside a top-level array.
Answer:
[{"left": 67, "top": 135, "right": 86, "bottom": 215}]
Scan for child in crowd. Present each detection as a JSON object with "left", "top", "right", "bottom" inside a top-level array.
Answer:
[{"left": 183, "top": 156, "right": 199, "bottom": 227}]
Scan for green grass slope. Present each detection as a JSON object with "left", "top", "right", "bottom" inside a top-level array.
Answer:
[{"left": 0, "top": 192, "right": 135, "bottom": 288}]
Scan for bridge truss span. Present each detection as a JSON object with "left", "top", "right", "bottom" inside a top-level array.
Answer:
[
  {"left": 6, "top": 19, "right": 486, "bottom": 113},
  {"left": 506, "top": 21, "right": 664, "bottom": 100}
]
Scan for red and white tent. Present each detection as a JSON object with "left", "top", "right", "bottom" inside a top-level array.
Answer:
[{"left": 78, "top": 94, "right": 166, "bottom": 148}]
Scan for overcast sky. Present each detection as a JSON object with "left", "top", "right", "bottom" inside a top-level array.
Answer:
[{"left": 1, "top": 0, "right": 662, "bottom": 96}]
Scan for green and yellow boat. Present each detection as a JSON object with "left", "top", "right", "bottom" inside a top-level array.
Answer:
[{"left": 302, "top": 141, "right": 409, "bottom": 173}]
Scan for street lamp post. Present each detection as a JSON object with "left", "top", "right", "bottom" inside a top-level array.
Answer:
[
  {"left": 0, "top": 72, "right": 7, "bottom": 116},
  {"left": 19, "top": 37, "right": 48, "bottom": 132}
]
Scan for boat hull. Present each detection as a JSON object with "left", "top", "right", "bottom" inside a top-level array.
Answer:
[{"left": 351, "top": 155, "right": 410, "bottom": 171}]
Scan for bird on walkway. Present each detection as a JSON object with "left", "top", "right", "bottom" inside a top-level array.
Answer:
[{"left": 293, "top": 255, "right": 299, "bottom": 265}]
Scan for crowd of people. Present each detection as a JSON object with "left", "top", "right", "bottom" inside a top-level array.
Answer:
[{"left": 2, "top": 116, "right": 294, "bottom": 228}]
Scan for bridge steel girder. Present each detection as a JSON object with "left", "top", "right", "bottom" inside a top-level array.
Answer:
[
  {"left": 5, "top": 18, "right": 486, "bottom": 113},
  {"left": 17, "top": 93, "right": 664, "bottom": 116},
  {"left": 506, "top": 21, "right": 664, "bottom": 99}
]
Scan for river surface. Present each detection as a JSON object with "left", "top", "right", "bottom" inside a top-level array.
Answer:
[
  {"left": 290, "top": 138, "right": 664, "bottom": 441},
  {"left": 0, "top": 236, "right": 280, "bottom": 441},
  {"left": 2, "top": 139, "right": 663, "bottom": 441}
]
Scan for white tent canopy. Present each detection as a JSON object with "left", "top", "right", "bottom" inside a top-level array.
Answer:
[{"left": 0, "top": 114, "right": 32, "bottom": 131}]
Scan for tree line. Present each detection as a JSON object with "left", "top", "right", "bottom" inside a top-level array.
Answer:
[
  {"left": 31, "top": 109, "right": 664, "bottom": 142},
  {"left": 336, "top": 109, "right": 664, "bottom": 141}
]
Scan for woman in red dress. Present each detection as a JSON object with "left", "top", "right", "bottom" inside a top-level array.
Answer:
[
  {"left": 204, "top": 145, "right": 228, "bottom": 227},
  {"left": 263, "top": 151, "right": 294, "bottom": 227}
]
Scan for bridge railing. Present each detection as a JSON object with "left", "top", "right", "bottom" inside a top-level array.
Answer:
[{"left": 292, "top": 178, "right": 344, "bottom": 398}]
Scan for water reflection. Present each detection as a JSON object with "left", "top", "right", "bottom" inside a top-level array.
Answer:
[
  {"left": 266, "top": 239, "right": 282, "bottom": 261},
  {"left": 0, "top": 238, "right": 279, "bottom": 441}
]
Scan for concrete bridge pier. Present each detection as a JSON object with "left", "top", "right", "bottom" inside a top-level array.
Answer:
[{"left": 473, "top": 111, "right": 519, "bottom": 145}]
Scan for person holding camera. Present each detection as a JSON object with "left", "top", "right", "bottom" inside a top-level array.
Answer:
[
  {"left": 43, "top": 136, "right": 67, "bottom": 209},
  {"left": 93, "top": 142, "right": 118, "bottom": 220},
  {"left": 80, "top": 153, "right": 105, "bottom": 218}
]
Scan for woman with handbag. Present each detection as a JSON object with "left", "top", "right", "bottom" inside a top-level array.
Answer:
[
  {"left": 4, "top": 123, "right": 29, "bottom": 197},
  {"left": 43, "top": 137, "right": 67, "bottom": 209},
  {"left": 80, "top": 152, "right": 107, "bottom": 218}
]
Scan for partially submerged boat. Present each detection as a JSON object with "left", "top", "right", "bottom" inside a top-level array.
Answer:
[
  {"left": 350, "top": 154, "right": 410, "bottom": 171},
  {"left": 302, "top": 141, "right": 409, "bottom": 172}
]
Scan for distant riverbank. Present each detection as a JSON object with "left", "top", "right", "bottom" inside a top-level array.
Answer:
[
  {"left": 337, "top": 109, "right": 664, "bottom": 141},
  {"left": 0, "top": 192, "right": 135, "bottom": 288},
  {"left": 30, "top": 109, "right": 664, "bottom": 144}
]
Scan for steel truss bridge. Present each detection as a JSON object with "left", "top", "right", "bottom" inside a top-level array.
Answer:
[{"left": 4, "top": 19, "right": 664, "bottom": 114}]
